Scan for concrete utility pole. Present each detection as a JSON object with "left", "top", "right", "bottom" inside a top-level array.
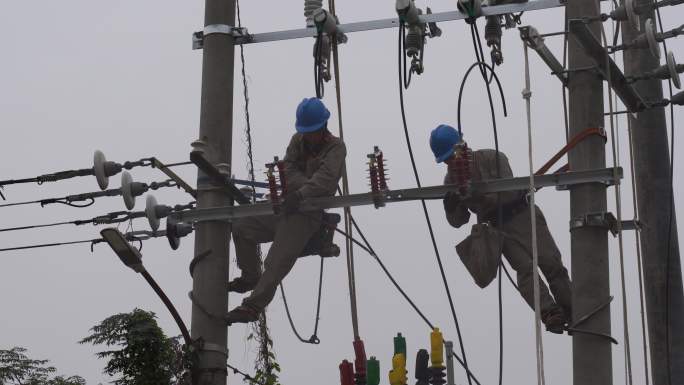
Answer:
[
  {"left": 621, "top": 5, "right": 684, "bottom": 384},
  {"left": 566, "top": 2, "right": 613, "bottom": 385},
  {"left": 190, "top": 1, "right": 236, "bottom": 385}
]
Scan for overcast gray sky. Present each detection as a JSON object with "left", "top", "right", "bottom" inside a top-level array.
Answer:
[{"left": 1, "top": 1, "right": 683, "bottom": 384}]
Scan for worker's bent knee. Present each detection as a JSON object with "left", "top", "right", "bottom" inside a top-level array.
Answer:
[
  {"left": 544, "top": 260, "right": 569, "bottom": 281},
  {"left": 231, "top": 219, "right": 253, "bottom": 240}
]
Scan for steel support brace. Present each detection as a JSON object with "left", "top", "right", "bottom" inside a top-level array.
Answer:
[
  {"left": 172, "top": 167, "right": 622, "bottom": 223},
  {"left": 519, "top": 25, "right": 568, "bottom": 85},
  {"left": 569, "top": 20, "right": 649, "bottom": 112},
  {"left": 213, "top": 0, "right": 564, "bottom": 46}
]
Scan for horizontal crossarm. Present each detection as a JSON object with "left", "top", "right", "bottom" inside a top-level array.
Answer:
[{"left": 172, "top": 167, "right": 622, "bottom": 223}]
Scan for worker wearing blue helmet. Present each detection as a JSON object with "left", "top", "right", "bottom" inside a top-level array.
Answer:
[
  {"left": 430, "top": 124, "right": 572, "bottom": 334},
  {"left": 226, "top": 97, "right": 347, "bottom": 324}
]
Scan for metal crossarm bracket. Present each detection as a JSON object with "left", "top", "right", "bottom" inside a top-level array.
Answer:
[
  {"left": 151, "top": 158, "right": 197, "bottom": 198},
  {"left": 193, "top": 24, "right": 251, "bottom": 50},
  {"left": 519, "top": 25, "right": 567, "bottom": 85},
  {"left": 569, "top": 20, "right": 648, "bottom": 112},
  {"left": 172, "top": 167, "right": 622, "bottom": 223},
  {"left": 190, "top": 151, "right": 250, "bottom": 205},
  {"left": 226, "top": 0, "right": 563, "bottom": 45}
]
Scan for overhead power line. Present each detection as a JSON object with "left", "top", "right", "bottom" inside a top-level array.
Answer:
[{"left": 0, "top": 230, "right": 165, "bottom": 253}]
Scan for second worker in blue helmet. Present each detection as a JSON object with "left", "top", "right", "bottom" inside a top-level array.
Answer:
[
  {"left": 430, "top": 124, "right": 572, "bottom": 334},
  {"left": 226, "top": 97, "right": 347, "bottom": 324}
]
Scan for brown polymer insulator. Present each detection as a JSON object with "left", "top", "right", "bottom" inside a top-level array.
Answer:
[
  {"left": 368, "top": 161, "right": 380, "bottom": 194},
  {"left": 375, "top": 147, "right": 389, "bottom": 191},
  {"left": 265, "top": 163, "right": 280, "bottom": 211}
]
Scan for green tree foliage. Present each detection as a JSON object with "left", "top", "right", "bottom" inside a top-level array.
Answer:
[
  {"left": 248, "top": 315, "right": 281, "bottom": 385},
  {"left": 80, "top": 309, "right": 188, "bottom": 385},
  {"left": 0, "top": 347, "right": 85, "bottom": 385}
]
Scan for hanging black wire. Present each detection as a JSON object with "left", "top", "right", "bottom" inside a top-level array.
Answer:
[
  {"left": 458, "top": 50, "right": 508, "bottom": 385},
  {"left": 468, "top": 23, "right": 505, "bottom": 385},
  {"left": 279, "top": 257, "right": 325, "bottom": 345},
  {"left": 397, "top": 24, "right": 475, "bottom": 385}
]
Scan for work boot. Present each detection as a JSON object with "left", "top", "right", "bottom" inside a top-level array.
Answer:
[
  {"left": 227, "top": 276, "right": 258, "bottom": 293},
  {"left": 542, "top": 307, "right": 568, "bottom": 334},
  {"left": 226, "top": 305, "right": 260, "bottom": 325}
]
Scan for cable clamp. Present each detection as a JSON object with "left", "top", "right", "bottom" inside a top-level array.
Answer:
[
  {"left": 570, "top": 212, "right": 614, "bottom": 233},
  {"left": 198, "top": 341, "right": 229, "bottom": 358},
  {"left": 569, "top": 212, "right": 639, "bottom": 236},
  {"left": 193, "top": 24, "right": 251, "bottom": 50},
  {"left": 522, "top": 88, "right": 532, "bottom": 100}
]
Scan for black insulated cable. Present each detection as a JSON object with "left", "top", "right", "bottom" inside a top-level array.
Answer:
[
  {"left": 0, "top": 229, "right": 166, "bottom": 253},
  {"left": 397, "top": 25, "right": 475, "bottom": 385},
  {"left": 469, "top": 23, "right": 505, "bottom": 385},
  {"left": 279, "top": 257, "right": 325, "bottom": 345},
  {"left": 0, "top": 210, "right": 148, "bottom": 233},
  {"left": 458, "top": 59, "right": 507, "bottom": 385}
]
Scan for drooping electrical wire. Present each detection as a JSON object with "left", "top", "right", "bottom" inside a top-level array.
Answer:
[
  {"left": 0, "top": 230, "right": 165, "bottom": 253},
  {"left": 468, "top": 21, "right": 510, "bottom": 385},
  {"left": 457, "top": 54, "right": 508, "bottom": 385},
  {"left": 397, "top": 24, "right": 475, "bottom": 385}
]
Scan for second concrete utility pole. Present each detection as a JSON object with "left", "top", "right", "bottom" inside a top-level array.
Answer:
[{"left": 191, "top": 1, "right": 236, "bottom": 385}]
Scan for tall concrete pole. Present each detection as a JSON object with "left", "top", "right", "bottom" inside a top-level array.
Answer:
[
  {"left": 190, "top": 1, "right": 235, "bottom": 384},
  {"left": 566, "top": 3, "right": 613, "bottom": 385},
  {"left": 621, "top": 5, "right": 684, "bottom": 384}
]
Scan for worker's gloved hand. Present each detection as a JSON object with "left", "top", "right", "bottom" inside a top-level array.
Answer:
[
  {"left": 443, "top": 191, "right": 462, "bottom": 212},
  {"left": 281, "top": 190, "right": 303, "bottom": 214}
]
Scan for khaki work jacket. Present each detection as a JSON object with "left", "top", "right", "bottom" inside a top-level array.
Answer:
[
  {"left": 283, "top": 133, "right": 347, "bottom": 199},
  {"left": 444, "top": 149, "right": 525, "bottom": 227}
]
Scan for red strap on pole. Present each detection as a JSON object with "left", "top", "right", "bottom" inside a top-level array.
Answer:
[{"left": 535, "top": 127, "right": 606, "bottom": 175}]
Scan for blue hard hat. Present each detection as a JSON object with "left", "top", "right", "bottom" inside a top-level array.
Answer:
[
  {"left": 430, "top": 124, "right": 463, "bottom": 163},
  {"left": 295, "top": 97, "right": 331, "bottom": 133}
]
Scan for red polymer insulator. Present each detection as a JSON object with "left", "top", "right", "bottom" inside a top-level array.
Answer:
[
  {"left": 353, "top": 339, "right": 368, "bottom": 385},
  {"left": 275, "top": 158, "right": 287, "bottom": 196},
  {"left": 450, "top": 144, "right": 473, "bottom": 196},
  {"left": 368, "top": 158, "right": 380, "bottom": 194},
  {"left": 340, "top": 360, "right": 355, "bottom": 385},
  {"left": 375, "top": 147, "right": 388, "bottom": 191}
]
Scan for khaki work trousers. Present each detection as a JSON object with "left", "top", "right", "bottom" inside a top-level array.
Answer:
[
  {"left": 232, "top": 211, "right": 322, "bottom": 311},
  {"left": 499, "top": 205, "right": 572, "bottom": 317}
]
